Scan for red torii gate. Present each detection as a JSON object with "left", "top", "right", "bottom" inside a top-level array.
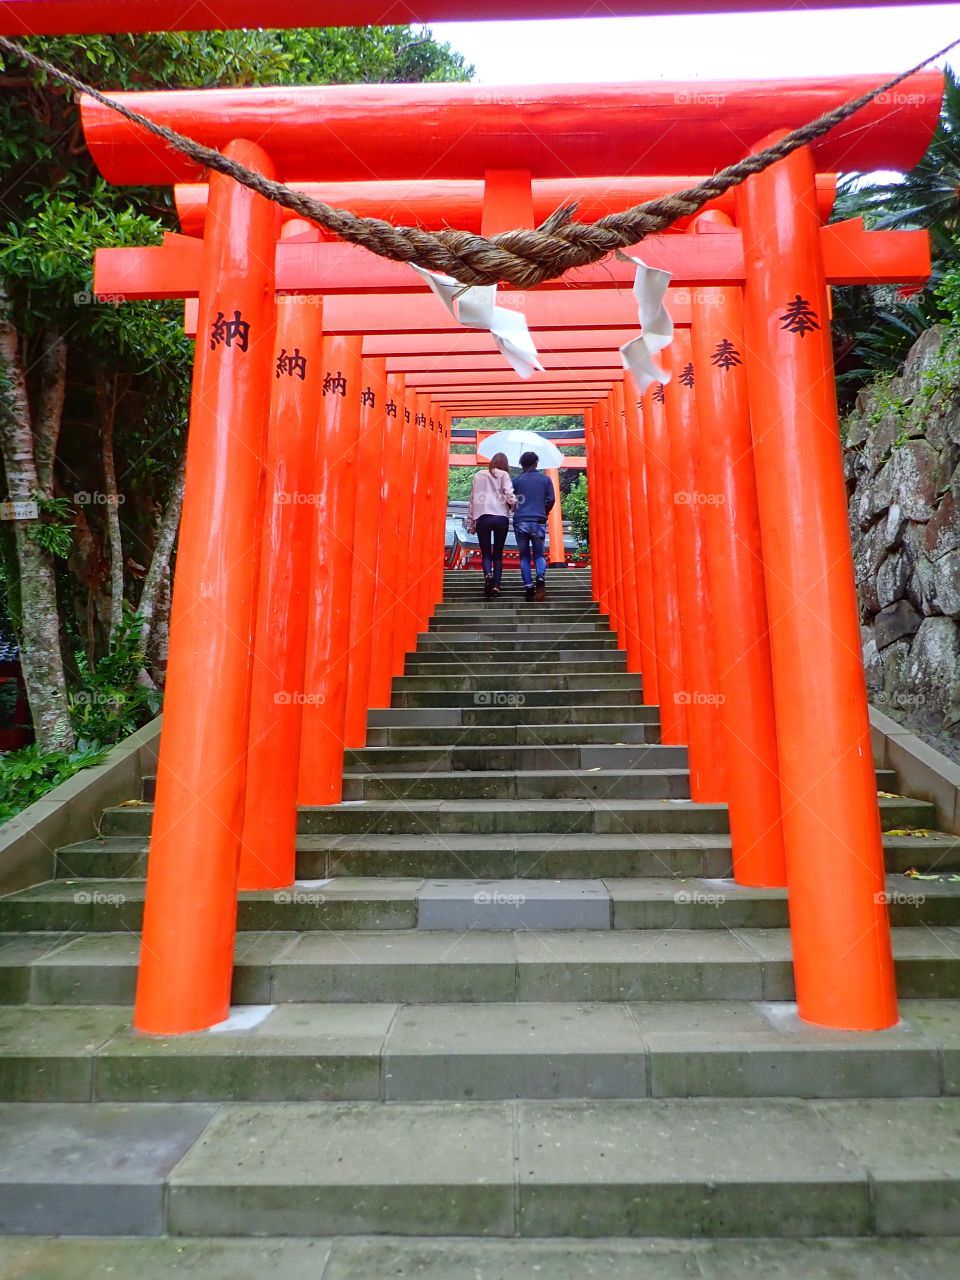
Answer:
[
  {"left": 0, "top": 0, "right": 951, "bottom": 33},
  {"left": 83, "top": 72, "right": 940, "bottom": 1039}
]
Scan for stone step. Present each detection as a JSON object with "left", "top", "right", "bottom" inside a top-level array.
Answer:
[
  {"left": 345, "top": 743, "right": 689, "bottom": 773},
  {"left": 340, "top": 768, "right": 692, "bottom": 802},
  {"left": 429, "top": 621, "right": 607, "bottom": 634},
  {"left": 1, "top": 997, "right": 958, "bottom": 1105},
  {"left": 0, "top": 1096, "right": 957, "bottom": 1237},
  {"left": 404, "top": 656, "right": 629, "bottom": 675},
  {"left": 413, "top": 634, "right": 619, "bottom": 651},
  {"left": 52, "top": 831, "right": 960, "bottom": 881},
  {"left": 13, "top": 873, "right": 955, "bottom": 936},
  {"left": 392, "top": 687, "right": 645, "bottom": 708},
  {"left": 391, "top": 672, "right": 642, "bottom": 693},
  {"left": 0, "top": 1236, "right": 956, "bottom": 1279},
  {"left": 4, "top": 927, "right": 958, "bottom": 1007},
  {"left": 367, "top": 704, "right": 660, "bottom": 726},
  {"left": 97, "top": 796, "right": 938, "bottom": 839},
  {"left": 363, "top": 722, "right": 662, "bottom": 747}
]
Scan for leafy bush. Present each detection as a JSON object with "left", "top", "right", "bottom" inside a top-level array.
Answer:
[
  {"left": 0, "top": 741, "right": 109, "bottom": 826},
  {"left": 70, "top": 609, "right": 160, "bottom": 745},
  {"left": 565, "top": 474, "right": 590, "bottom": 549}
]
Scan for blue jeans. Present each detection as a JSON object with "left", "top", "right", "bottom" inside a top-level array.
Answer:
[
  {"left": 475, "top": 514, "right": 509, "bottom": 586},
  {"left": 514, "top": 518, "right": 547, "bottom": 587}
]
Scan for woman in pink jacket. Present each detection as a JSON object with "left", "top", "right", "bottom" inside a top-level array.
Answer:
[{"left": 466, "top": 452, "right": 516, "bottom": 599}]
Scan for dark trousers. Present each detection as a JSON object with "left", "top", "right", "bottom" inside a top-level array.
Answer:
[{"left": 475, "top": 514, "right": 509, "bottom": 587}]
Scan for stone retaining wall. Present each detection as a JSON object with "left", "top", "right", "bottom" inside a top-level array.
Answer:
[{"left": 844, "top": 325, "right": 960, "bottom": 758}]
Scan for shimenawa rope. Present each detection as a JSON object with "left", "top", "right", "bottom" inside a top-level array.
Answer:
[{"left": 0, "top": 32, "right": 957, "bottom": 289}]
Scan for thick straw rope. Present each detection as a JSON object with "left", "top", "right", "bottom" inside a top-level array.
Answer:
[{"left": 1, "top": 34, "right": 957, "bottom": 288}]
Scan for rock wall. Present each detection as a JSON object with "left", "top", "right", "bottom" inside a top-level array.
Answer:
[{"left": 844, "top": 325, "right": 960, "bottom": 758}]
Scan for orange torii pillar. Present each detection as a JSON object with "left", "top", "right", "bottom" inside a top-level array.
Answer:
[
  {"left": 368, "top": 372, "right": 407, "bottom": 708},
  {"left": 663, "top": 335, "right": 727, "bottom": 802},
  {"left": 239, "top": 222, "right": 324, "bottom": 891},
  {"left": 736, "top": 138, "right": 896, "bottom": 1029},
  {"left": 135, "top": 143, "right": 279, "bottom": 1034},
  {"left": 434, "top": 412, "right": 451, "bottom": 603},
  {"left": 425, "top": 405, "right": 447, "bottom": 621},
  {"left": 391, "top": 390, "right": 418, "bottom": 677},
  {"left": 603, "top": 393, "right": 628, "bottom": 649},
  {"left": 344, "top": 355, "right": 388, "bottom": 748},
  {"left": 610, "top": 381, "right": 643, "bottom": 672},
  {"left": 583, "top": 406, "right": 607, "bottom": 608},
  {"left": 545, "top": 468, "right": 564, "bottom": 567},
  {"left": 592, "top": 398, "right": 622, "bottom": 637},
  {"left": 623, "top": 372, "right": 659, "bottom": 706},
  {"left": 641, "top": 383, "right": 688, "bottom": 746},
  {"left": 689, "top": 212, "right": 785, "bottom": 887},
  {"left": 298, "top": 333, "right": 362, "bottom": 805}
]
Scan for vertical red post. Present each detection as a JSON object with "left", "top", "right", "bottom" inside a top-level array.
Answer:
[
  {"left": 343, "top": 355, "right": 387, "bottom": 749},
  {"left": 545, "top": 466, "right": 564, "bottom": 567},
  {"left": 239, "top": 222, "right": 323, "bottom": 891},
  {"left": 368, "top": 372, "right": 406, "bottom": 708},
  {"left": 135, "top": 142, "right": 279, "bottom": 1034},
  {"left": 641, "top": 383, "right": 688, "bottom": 745},
  {"left": 623, "top": 372, "right": 659, "bottom": 705},
  {"left": 298, "top": 333, "right": 362, "bottom": 805},
  {"left": 664, "top": 334, "right": 727, "bottom": 802},
  {"left": 603, "top": 394, "right": 627, "bottom": 646},
  {"left": 584, "top": 406, "right": 607, "bottom": 608},
  {"left": 395, "top": 387, "right": 423, "bottom": 665},
  {"left": 610, "top": 380, "right": 642, "bottom": 672},
  {"left": 736, "top": 137, "right": 896, "bottom": 1028},
  {"left": 689, "top": 211, "right": 785, "bottom": 886}
]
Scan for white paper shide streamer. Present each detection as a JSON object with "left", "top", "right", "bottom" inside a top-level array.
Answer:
[
  {"left": 411, "top": 265, "right": 544, "bottom": 379},
  {"left": 619, "top": 256, "right": 674, "bottom": 392}
]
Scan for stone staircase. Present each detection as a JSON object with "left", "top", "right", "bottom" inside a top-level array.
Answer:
[{"left": 1, "top": 567, "right": 959, "bottom": 1273}]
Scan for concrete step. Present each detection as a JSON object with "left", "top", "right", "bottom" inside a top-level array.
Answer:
[
  {"left": 345, "top": 743, "right": 689, "bottom": 773},
  {"left": 391, "top": 672, "right": 642, "bottom": 693},
  {"left": 367, "top": 704, "right": 660, "bottom": 726},
  {"left": 363, "top": 722, "right": 662, "bottom": 747},
  {"left": 8, "top": 874, "right": 958, "bottom": 936},
  {"left": 97, "top": 796, "right": 938, "bottom": 839},
  {"left": 0, "top": 1096, "right": 957, "bottom": 1237},
  {"left": 404, "top": 656, "right": 629, "bottom": 675},
  {"left": 0, "top": 1236, "right": 956, "bottom": 1279},
  {"left": 340, "top": 768, "right": 692, "bottom": 802},
  {"left": 413, "top": 634, "right": 619, "bottom": 651},
  {"left": 1, "top": 998, "right": 958, "bottom": 1104},
  {"left": 429, "top": 621, "right": 608, "bottom": 634},
  {"left": 392, "top": 687, "right": 645, "bottom": 708},
  {"left": 4, "top": 927, "right": 958, "bottom": 1007},
  {"left": 52, "top": 831, "right": 960, "bottom": 881}
]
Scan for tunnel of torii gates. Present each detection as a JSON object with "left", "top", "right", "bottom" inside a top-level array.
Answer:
[{"left": 82, "top": 71, "right": 941, "bottom": 1037}]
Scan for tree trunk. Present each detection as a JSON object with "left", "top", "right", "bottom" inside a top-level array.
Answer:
[
  {"left": 34, "top": 329, "right": 66, "bottom": 498},
  {"left": 138, "top": 450, "right": 185, "bottom": 686},
  {"left": 0, "top": 287, "right": 74, "bottom": 752},
  {"left": 98, "top": 379, "right": 125, "bottom": 636}
]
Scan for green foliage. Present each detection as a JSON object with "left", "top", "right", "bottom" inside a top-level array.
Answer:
[
  {"left": 27, "top": 493, "right": 74, "bottom": 558},
  {"left": 448, "top": 465, "right": 482, "bottom": 502},
  {"left": 69, "top": 608, "right": 160, "bottom": 745},
  {"left": 0, "top": 740, "right": 109, "bottom": 826},
  {"left": 564, "top": 474, "right": 590, "bottom": 549}
]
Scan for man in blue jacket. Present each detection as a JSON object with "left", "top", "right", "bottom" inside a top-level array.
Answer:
[{"left": 511, "top": 451, "right": 557, "bottom": 602}]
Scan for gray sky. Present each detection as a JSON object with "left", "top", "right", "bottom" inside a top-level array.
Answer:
[{"left": 431, "top": 6, "right": 958, "bottom": 82}]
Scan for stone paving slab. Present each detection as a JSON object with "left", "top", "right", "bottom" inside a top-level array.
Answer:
[
  {"left": 2, "top": 1234, "right": 957, "bottom": 1279},
  {"left": 418, "top": 878, "right": 611, "bottom": 930},
  {"left": 168, "top": 1101, "right": 517, "bottom": 1237},
  {"left": 384, "top": 1002, "right": 646, "bottom": 1100},
  {"left": 0, "top": 1102, "right": 216, "bottom": 1235},
  {"left": 0, "top": 1005, "right": 128, "bottom": 1100}
]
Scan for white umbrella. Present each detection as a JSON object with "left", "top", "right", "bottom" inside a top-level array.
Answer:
[{"left": 476, "top": 429, "right": 564, "bottom": 469}]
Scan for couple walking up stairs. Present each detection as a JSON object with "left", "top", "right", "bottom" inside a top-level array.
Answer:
[{"left": 0, "top": 568, "right": 958, "bottom": 1274}]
